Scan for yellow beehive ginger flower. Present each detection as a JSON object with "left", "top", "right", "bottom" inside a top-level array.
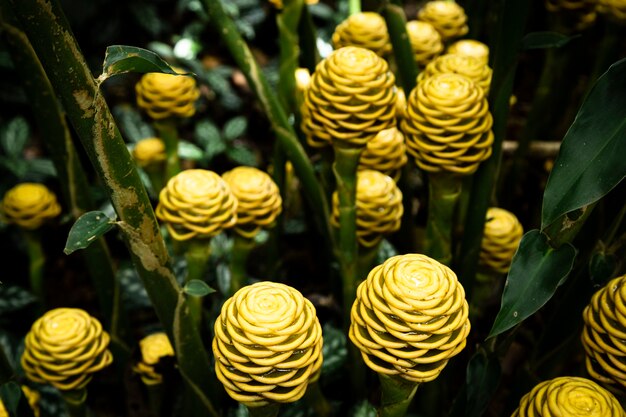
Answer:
[
  {"left": 597, "top": 0, "right": 626, "bottom": 22},
  {"left": 133, "top": 332, "right": 175, "bottom": 386},
  {"left": 395, "top": 87, "right": 408, "bottom": 121},
  {"left": 418, "top": 53, "right": 493, "bottom": 94},
  {"left": 332, "top": 170, "right": 403, "bottom": 248},
  {"left": 332, "top": 12, "right": 392, "bottom": 57},
  {"left": 511, "top": 376, "right": 625, "bottom": 417},
  {"left": 0, "top": 385, "right": 40, "bottom": 417},
  {"left": 132, "top": 137, "right": 166, "bottom": 168},
  {"left": 0, "top": 183, "right": 61, "bottom": 230},
  {"left": 135, "top": 69, "right": 200, "bottom": 120},
  {"left": 21, "top": 308, "right": 113, "bottom": 391},
  {"left": 401, "top": 73, "right": 494, "bottom": 175},
  {"left": 546, "top": 0, "right": 597, "bottom": 30},
  {"left": 358, "top": 128, "right": 408, "bottom": 182},
  {"left": 581, "top": 274, "right": 626, "bottom": 389},
  {"left": 156, "top": 169, "right": 237, "bottom": 241},
  {"left": 405, "top": 20, "right": 444, "bottom": 68},
  {"left": 222, "top": 166, "right": 282, "bottom": 239},
  {"left": 447, "top": 39, "right": 490, "bottom": 65},
  {"left": 479, "top": 208, "right": 524, "bottom": 274},
  {"left": 212, "top": 282, "right": 323, "bottom": 407},
  {"left": 417, "top": 1, "right": 469, "bottom": 42},
  {"left": 350, "top": 254, "right": 470, "bottom": 382},
  {"left": 302, "top": 46, "right": 396, "bottom": 149}
]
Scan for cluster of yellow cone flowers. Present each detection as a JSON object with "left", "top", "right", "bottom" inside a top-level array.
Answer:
[
  {"left": 135, "top": 69, "right": 200, "bottom": 120},
  {"left": 0, "top": 183, "right": 61, "bottom": 230},
  {"left": 133, "top": 332, "right": 175, "bottom": 386},
  {"left": 479, "top": 208, "right": 524, "bottom": 274},
  {"left": 332, "top": 12, "right": 392, "bottom": 57}
]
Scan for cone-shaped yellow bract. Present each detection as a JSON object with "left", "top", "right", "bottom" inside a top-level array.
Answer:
[
  {"left": 332, "top": 170, "right": 403, "bottom": 248},
  {"left": 302, "top": 46, "right": 396, "bottom": 149},
  {"left": 511, "top": 376, "right": 625, "bottom": 417},
  {"left": 479, "top": 208, "right": 523, "bottom": 274},
  {"left": 0, "top": 183, "right": 61, "bottom": 230},
  {"left": 132, "top": 137, "right": 166, "bottom": 168},
  {"left": 133, "top": 332, "right": 175, "bottom": 386},
  {"left": 21, "top": 308, "right": 113, "bottom": 391},
  {"left": 401, "top": 73, "right": 494, "bottom": 175},
  {"left": 418, "top": 53, "right": 492, "bottom": 94},
  {"left": 135, "top": 70, "right": 200, "bottom": 120},
  {"left": 222, "top": 166, "right": 282, "bottom": 239},
  {"left": 406, "top": 20, "right": 444, "bottom": 68},
  {"left": 350, "top": 254, "right": 470, "bottom": 382},
  {"left": 212, "top": 282, "right": 323, "bottom": 407},
  {"left": 597, "top": 0, "right": 626, "bottom": 23},
  {"left": 546, "top": 0, "right": 597, "bottom": 31},
  {"left": 417, "top": 1, "right": 468, "bottom": 42},
  {"left": 358, "top": 127, "right": 408, "bottom": 181},
  {"left": 582, "top": 274, "right": 626, "bottom": 389},
  {"left": 332, "top": 12, "right": 392, "bottom": 57},
  {"left": 155, "top": 169, "right": 237, "bottom": 241},
  {"left": 447, "top": 40, "right": 490, "bottom": 65}
]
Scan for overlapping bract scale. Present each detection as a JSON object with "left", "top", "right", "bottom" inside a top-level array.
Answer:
[
  {"left": 155, "top": 169, "right": 237, "bottom": 241},
  {"left": 401, "top": 73, "right": 494, "bottom": 175},
  {"left": 133, "top": 332, "right": 175, "bottom": 386},
  {"left": 417, "top": 1, "right": 468, "bottom": 41},
  {"left": 222, "top": 167, "right": 282, "bottom": 239},
  {"left": 332, "top": 12, "right": 392, "bottom": 57},
  {"left": 212, "top": 282, "right": 323, "bottom": 407},
  {"left": 582, "top": 274, "right": 626, "bottom": 390},
  {"left": 358, "top": 127, "right": 408, "bottom": 181},
  {"left": 447, "top": 40, "right": 490, "bottom": 65},
  {"left": 132, "top": 137, "right": 166, "bottom": 168},
  {"left": 135, "top": 70, "right": 200, "bottom": 120},
  {"left": 406, "top": 20, "right": 444, "bottom": 68},
  {"left": 21, "top": 308, "right": 113, "bottom": 391},
  {"left": 350, "top": 254, "right": 470, "bottom": 383},
  {"left": 479, "top": 208, "right": 524, "bottom": 274},
  {"left": 597, "top": 0, "right": 626, "bottom": 23},
  {"left": 0, "top": 183, "right": 61, "bottom": 230},
  {"left": 418, "top": 53, "right": 492, "bottom": 94},
  {"left": 546, "top": 0, "right": 597, "bottom": 31},
  {"left": 302, "top": 46, "right": 396, "bottom": 148},
  {"left": 511, "top": 376, "right": 625, "bottom": 417}
]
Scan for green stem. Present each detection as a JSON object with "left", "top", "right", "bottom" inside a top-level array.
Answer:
[
  {"left": 277, "top": 0, "right": 303, "bottom": 113},
  {"left": 230, "top": 233, "right": 256, "bottom": 296},
  {"left": 305, "top": 381, "right": 333, "bottom": 417},
  {"left": 23, "top": 230, "right": 45, "bottom": 303},
  {"left": 184, "top": 238, "right": 212, "bottom": 327},
  {"left": 153, "top": 118, "right": 181, "bottom": 183},
  {"left": 248, "top": 404, "right": 281, "bottom": 417},
  {"left": 357, "top": 242, "right": 380, "bottom": 281},
  {"left": 146, "top": 383, "right": 164, "bottom": 417},
  {"left": 424, "top": 173, "right": 462, "bottom": 266},
  {"left": 348, "top": 0, "right": 361, "bottom": 15},
  {"left": 383, "top": 4, "right": 419, "bottom": 94},
  {"left": 61, "top": 389, "right": 87, "bottom": 417},
  {"left": 378, "top": 374, "right": 419, "bottom": 417}
]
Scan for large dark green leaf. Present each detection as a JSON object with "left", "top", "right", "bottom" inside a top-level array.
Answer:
[
  {"left": 520, "top": 32, "right": 578, "bottom": 50},
  {"left": 64, "top": 211, "right": 116, "bottom": 255},
  {"left": 542, "top": 58, "right": 626, "bottom": 229},
  {"left": 98, "top": 45, "right": 185, "bottom": 83},
  {"left": 488, "top": 230, "right": 577, "bottom": 338}
]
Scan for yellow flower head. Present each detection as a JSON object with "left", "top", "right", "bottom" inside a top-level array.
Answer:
[
  {"left": 479, "top": 208, "right": 523, "bottom": 274},
  {"left": 135, "top": 69, "right": 200, "bottom": 120},
  {"left": 401, "top": 73, "right": 494, "bottom": 175},
  {"left": 396, "top": 87, "right": 408, "bottom": 121},
  {"left": 582, "top": 274, "right": 626, "bottom": 389},
  {"left": 511, "top": 376, "right": 624, "bottom": 417},
  {"left": 132, "top": 137, "right": 166, "bottom": 168},
  {"left": 295, "top": 68, "right": 311, "bottom": 93},
  {"left": 417, "top": 1, "right": 469, "bottom": 41},
  {"left": 302, "top": 46, "right": 396, "bottom": 149},
  {"left": 597, "top": 0, "right": 626, "bottom": 23},
  {"left": 350, "top": 254, "right": 470, "bottom": 382},
  {"left": 447, "top": 40, "right": 490, "bottom": 65},
  {"left": 21, "top": 308, "right": 113, "bottom": 391},
  {"left": 0, "top": 386, "right": 40, "bottom": 417},
  {"left": 133, "top": 332, "right": 175, "bottom": 386},
  {"left": 546, "top": 0, "right": 597, "bottom": 31},
  {"left": 156, "top": 169, "right": 237, "bottom": 241},
  {"left": 222, "top": 166, "right": 282, "bottom": 239},
  {"left": 358, "top": 128, "right": 408, "bottom": 182},
  {"left": 1, "top": 183, "right": 61, "bottom": 230},
  {"left": 405, "top": 20, "right": 444, "bottom": 68},
  {"left": 212, "top": 282, "right": 323, "bottom": 407},
  {"left": 418, "top": 53, "right": 492, "bottom": 94},
  {"left": 332, "top": 12, "right": 392, "bottom": 57}
]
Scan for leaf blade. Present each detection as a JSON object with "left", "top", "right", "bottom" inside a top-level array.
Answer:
[
  {"left": 99, "top": 45, "right": 188, "bottom": 82},
  {"left": 64, "top": 211, "right": 115, "bottom": 255},
  {"left": 521, "top": 31, "right": 578, "bottom": 50}
]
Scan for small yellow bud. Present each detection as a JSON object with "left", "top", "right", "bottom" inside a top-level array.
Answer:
[
  {"left": 1, "top": 183, "right": 61, "bottom": 230},
  {"left": 417, "top": 1, "right": 469, "bottom": 41},
  {"left": 135, "top": 69, "right": 200, "bottom": 120}
]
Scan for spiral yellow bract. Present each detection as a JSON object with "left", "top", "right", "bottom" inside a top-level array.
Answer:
[
  {"left": 400, "top": 73, "right": 494, "bottom": 175},
  {"left": 581, "top": 274, "right": 626, "bottom": 390},
  {"left": 21, "top": 308, "right": 113, "bottom": 391},
  {"left": 350, "top": 254, "right": 470, "bottom": 382},
  {"left": 479, "top": 208, "right": 523, "bottom": 274},
  {"left": 222, "top": 167, "right": 282, "bottom": 239},
  {"left": 418, "top": 53, "right": 492, "bottom": 94},
  {"left": 406, "top": 20, "right": 444, "bottom": 68},
  {"left": 546, "top": 0, "right": 597, "bottom": 30},
  {"left": 358, "top": 128, "right": 408, "bottom": 182},
  {"left": 0, "top": 386, "right": 40, "bottom": 417},
  {"left": 396, "top": 87, "right": 408, "bottom": 121},
  {"left": 417, "top": 1, "right": 469, "bottom": 41},
  {"left": 132, "top": 137, "right": 166, "bottom": 168},
  {"left": 133, "top": 332, "right": 175, "bottom": 386},
  {"left": 332, "top": 12, "right": 392, "bottom": 57},
  {"left": 302, "top": 46, "right": 396, "bottom": 149},
  {"left": 597, "top": 0, "right": 626, "bottom": 23},
  {"left": 0, "top": 183, "right": 61, "bottom": 230},
  {"left": 447, "top": 40, "right": 490, "bottom": 65},
  {"left": 511, "top": 376, "right": 625, "bottom": 417},
  {"left": 135, "top": 69, "right": 200, "bottom": 120},
  {"left": 212, "top": 282, "right": 323, "bottom": 407},
  {"left": 155, "top": 169, "right": 237, "bottom": 241}
]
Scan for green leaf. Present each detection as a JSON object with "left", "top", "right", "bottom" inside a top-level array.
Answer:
[
  {"left": 321, "top": 323, "right": 347, "bottom": 378},
  {"left": 129, "top": 2, "right": 163, "bottom": 37},
  {"left": 352, "top": 400, "right": 377, "bottom": 417},
  {"left": 542, "top": 58, "right": 626, "bottom": 229},
  {"left": 521, "top": 32, "right": 579, "bottom": 50},
  {"left": 27, "top": 158, "right": 57, "bottom": 177},
  {"left": 589, "top": 251, "right": 617, "bottom": 287},
  {"left": 178, "top": 141, "right": 205, "bottom": 161},
  {"left": 227, "top": 146, "right": 258, "bottom": 167},
  {"left": 0, "top": 382, "right": 21, "bottom": 415},
  {"left": 194, "top": 120, "right": 222, "bottom": 147},
  {"left": 465, "top": 350, "right": 501, "bottom": 417},
  {"left": 183, "top": 279, "right": 216, "bottom": 297},
  {"left": 488, "top": 230, "right": 577, "bottom": 338},
  {"left": 64, "top": 211, "right": 116, "bottom": 255},
  {"left": 113, "top": 105, "right": 155, "bottom": 143},
  {"left": 0, "top": 117, "right": 29, "bottom": 158},
  {"left": 98, "top": 45, "right": 186, "bottom": 83},
  {"left": 223, "top": 116, "right": 248, "bottom": 141},
  {"left": 0, "top": 284, "right": 36, "bottom": 315}
]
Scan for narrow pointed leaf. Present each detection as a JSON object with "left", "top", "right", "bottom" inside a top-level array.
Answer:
[
  {"left": 183, "top": 279, "right": 216, "bottom": 297},
  {"left": 98, "top": 45, "right": 187, "bottom": 82},
  {"left": 64, "top": 211, "right": 116, "bottom": 255},
  {"left": 521, "top": 32, "right": 578, "bottom": 50},
  {"left": 488, "top": 230, "right": 577, "bottom": 338},
  {"left": 465, "top": 350, "right": 501, "bottom": 417}
]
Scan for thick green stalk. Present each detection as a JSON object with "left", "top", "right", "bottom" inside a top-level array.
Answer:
[
  {"left": 378, "top": 374, "right": 419, "bottom": 417},
  {"left": 184, "top": 238, "right": 212, "bottom": 326},
  {"left": 349, "top": 0, "right": 361, "bottom": 15},
  {"left": 395, "top": 165, "right": 419, "bottom": 253},
  {"left": 153, "top": 118, "right": 181, "bottom": 182},
  {"left": 383, "top": 4, "right": 419, "bottom": 94},
  {"left": 230, "top": 233, "right": 256, "bottom": 296},
  {"left": 8, "top": 1, "right": 219, "bottom": 415},
  {"left": 61, "top": 389, "right": 87, "bottom": 417},
  {"left": 277, "top": 0, "right": 303, "bottom": 112},
  {"left": 424, "top": 173, "right": 462, "bottom": 266},
  {"left": 146, "top": 383, "right": 164, "bottom": 417},
  {"left": 24, "top": 230, "right": 45, "bottom": 303},
  {"left": 248, "top": 404, "right": 281, "bottom": 417}
]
